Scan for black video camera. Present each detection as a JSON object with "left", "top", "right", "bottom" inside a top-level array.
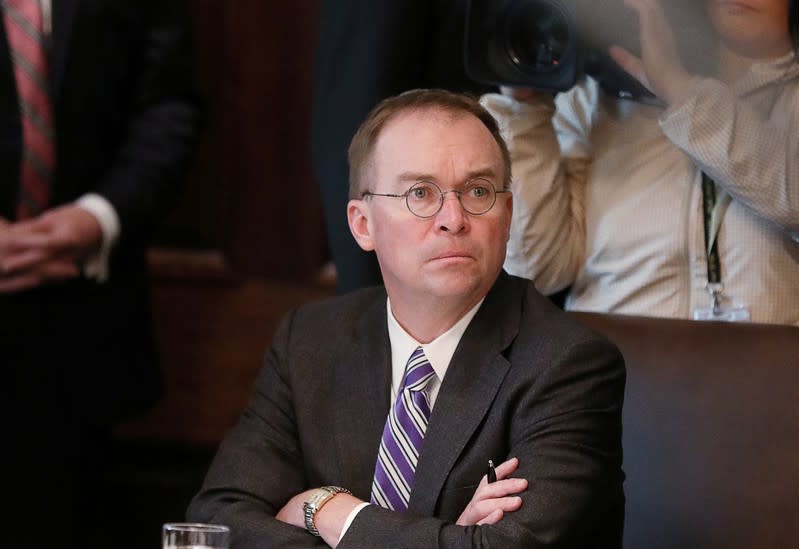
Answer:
[{"left": 464, "top": 0, "right": 655, "bottom": 99}]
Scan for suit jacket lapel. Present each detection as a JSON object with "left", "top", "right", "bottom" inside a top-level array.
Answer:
[
  {"left": 332, "top": 293, "right": 392, "bottom": 501},
  {"left": 50, "top": 0, "right": 76, "bottom": 102},
  {"left": 409, "top": 273, "right": 521, "bottom": 515}
]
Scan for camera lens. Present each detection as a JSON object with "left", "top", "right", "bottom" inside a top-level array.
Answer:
[{"left": 503, "top": 0, "right": 571, "bottom": 72}]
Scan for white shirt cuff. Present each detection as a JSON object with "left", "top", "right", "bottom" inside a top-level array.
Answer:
[
  {"left": 75, "top": 193, "right": 120, "bottom": 282},
  {"left": 339, "top": 502, "right": 370, "bottom": 541}
]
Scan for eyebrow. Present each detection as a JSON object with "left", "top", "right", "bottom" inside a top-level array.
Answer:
[{"left": 395, "top": 168, "right": 500, "bottom": 185}]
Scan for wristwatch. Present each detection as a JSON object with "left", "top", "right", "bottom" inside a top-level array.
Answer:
[{"left": 302, "top": 485, "right": 352, "bottom": 536}]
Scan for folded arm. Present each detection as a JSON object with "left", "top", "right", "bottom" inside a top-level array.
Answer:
[
  {"left": 273, "top": 457, "right": 527, "bottom": 548},
  {"left": 337, "top": 337, "right": 625, "bottom": 548},
  {"left": 189, "top": 311, "right": 625, "bottom": 548}
]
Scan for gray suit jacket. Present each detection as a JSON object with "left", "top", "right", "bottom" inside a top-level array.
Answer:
[{"left": 188, "top": 272, "right": 625, "bottom": 548}]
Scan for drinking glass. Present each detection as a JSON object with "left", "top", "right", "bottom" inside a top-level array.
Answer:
[{"left": 162, "top": 522, "right": 231, "bottom": 549}]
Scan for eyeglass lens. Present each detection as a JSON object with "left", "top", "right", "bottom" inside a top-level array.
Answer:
[{"left": 407, "top": 179, "right": 497, "bottom": 217}]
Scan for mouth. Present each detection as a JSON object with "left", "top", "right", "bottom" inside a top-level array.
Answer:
[
  {"left": 716, "top": 1, "right": 755, "bottom": 12},
  {"left": 431, "top": 251, "right": 474, "bottom": 262}
]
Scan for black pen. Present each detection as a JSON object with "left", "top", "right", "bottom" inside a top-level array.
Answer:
[{"left": 486, "top": 459, "right": 496, "bottom": 484}]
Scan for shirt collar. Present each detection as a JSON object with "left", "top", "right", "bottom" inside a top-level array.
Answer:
[{"left": 386, "top": 297, "right": 484, "bottom": 395}]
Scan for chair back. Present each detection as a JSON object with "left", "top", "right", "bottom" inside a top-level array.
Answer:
[{"left": 572, "top": 312, "right": 799, "bottom": 549}]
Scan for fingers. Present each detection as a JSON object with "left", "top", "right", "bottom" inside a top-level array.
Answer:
[
  {"left": 479, "top": 477, "right": 528, "bottom": 499},
  {"left": 0, "top": 247, "right": 51, "bottom": 274},
  {"left": 608, "top": 46, "right": 649, "bottom": 88},
  {"left": 634, "top": 0, "right": 671, "bottom": 47},
  {"left": 0, "top": 209, "right": 95, "bottom": 272},
  {"left": 611, "top": 0, "right": 679, "bottom": 99},
  {"left": 469, "top": 477, "right": 528, "bottom": 522},
  {"left": 456, "top": 494, "right": 524, "bottom": 526},
  {"left": 0, "top": 219, "right": 54, "bottom": 250},
  {"left": 476, "top": 457, "right": 523, "bottom": 494},
  {"left": 0, "top": 230, "right": 60, "bottom": 275},
  {"left": 0, "top": 228, "right": 52, "bottom": 250},
  {"left": 456, "top": 457, "right": 528, "bottom": 526},
  {"left": 476, "top": 509, "right": 504, "bottom": 526},
  {"left": 493, "top": 457, "right": 520, "bottom": 481},
  {"left": 0, "top": 259, "right": 79, "bottom": 294},
  {"left": 500, "top": 86, "right": 539, "bottom": 102},
  {"left": 473, "top": 494, "right": 524, "bottom": 514}
]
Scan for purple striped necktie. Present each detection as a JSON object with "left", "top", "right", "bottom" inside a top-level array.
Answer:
[
  {"left": 371, "top": 346, "right": 437, "bottom": 511},
  {"left": 3, "top": 0, "right": 55, "bottom": 219}
]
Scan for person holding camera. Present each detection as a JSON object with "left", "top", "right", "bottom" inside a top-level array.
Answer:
[{"left": 482, "top": 0, "right": 799, "bottom": 324}]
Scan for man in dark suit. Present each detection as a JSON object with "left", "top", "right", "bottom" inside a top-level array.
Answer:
[
  {"left": 0, "top": 0, "right": 199, "bottom": 544},
  {"left": 312, "top": 0, "right": 493, "bottom": 293},
  {"left": 189, "top": 89, "right": 624, "bottom": 547}
]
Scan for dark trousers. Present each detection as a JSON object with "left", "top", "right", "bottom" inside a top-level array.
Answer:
[{"left": 2, "top": 301, "right": 109, "bottom": 549}]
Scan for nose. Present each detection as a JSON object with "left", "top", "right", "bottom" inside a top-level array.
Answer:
[{"left": 435, "top": 191, "right": 467, "bottom": 233}]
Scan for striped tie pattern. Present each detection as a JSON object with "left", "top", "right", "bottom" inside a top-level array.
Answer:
[
  {"left": 371, "top": 346, "right": 436, "bottom": 511},
  {"left": 3, "top": 0, "right": 55, "bottom": 219}
]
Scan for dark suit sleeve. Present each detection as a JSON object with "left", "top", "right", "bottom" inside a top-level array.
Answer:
[
  {"left": 91, "top": 0, "right": 201, "bottom": 246},
  {"left": 187, "top": 310, "right": 327, "bottom": 549},
  {"left": 339, "top": 336, "right": 625, "bottom": 548}
]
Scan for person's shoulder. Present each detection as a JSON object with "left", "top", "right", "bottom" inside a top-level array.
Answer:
[
  {"left": 507, "top": 274, "right": 620, "bottom": 355},
  {"left": 290, "top": 284, "right": 386, "bottom": 326},
  {"left": 505, "top": 278, "right": 626, "bottom": 380}
]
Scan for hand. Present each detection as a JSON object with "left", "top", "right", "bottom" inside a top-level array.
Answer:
[
  {"left": 500, "top": 86, "right": 539, "bottom": 103},
  {"left": 0, "top": 205, "right": 102, "bottom": 293},
  {"left": 608, "top": 0, "right": 693, "bottom": 105},
  {"left": 456, "top": 457, "right": 528, "bottom": 526},
  {"left": 276, "top": 489, "right": 311, "bottom": 529}
]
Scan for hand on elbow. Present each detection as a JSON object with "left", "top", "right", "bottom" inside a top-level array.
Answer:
[{"left": 456, "top": 457, "right": 528, "bottom": 526}]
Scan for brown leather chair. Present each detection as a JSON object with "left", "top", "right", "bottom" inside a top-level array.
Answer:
[{"left": 571, "top": 313, "right": 799, "bottom": 549}]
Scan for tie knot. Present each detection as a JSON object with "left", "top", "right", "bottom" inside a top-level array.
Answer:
[{"left": 401, "top": 346, "right": 436, "bottom": 394}]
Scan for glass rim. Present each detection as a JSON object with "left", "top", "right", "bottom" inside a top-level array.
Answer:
[
  {"left": 363, "top": 178, "right": 508, "bottom": 218},
  {"left": 163, "top": 522, "right": 231, "bottom": 533},
  {"left": 407, "top": 180, "right": 499, "bottom": 218}
]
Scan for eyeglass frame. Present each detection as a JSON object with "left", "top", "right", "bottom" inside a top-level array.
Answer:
[{"left": 361, "top": 178, "right": 511, "bottom": 219}]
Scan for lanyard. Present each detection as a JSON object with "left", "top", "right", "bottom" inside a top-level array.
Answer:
[
  {"left": 701, "top": 173, "right": 722, "bottom": 284},
  {"left": 701, "top": 172, "right": 723, "bottom": 311}
]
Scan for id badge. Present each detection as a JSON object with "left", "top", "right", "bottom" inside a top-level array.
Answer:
[{"left": 693, "top": 304, "right": 751, "bottom": 322}]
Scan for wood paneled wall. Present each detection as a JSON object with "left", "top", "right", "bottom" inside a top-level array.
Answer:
[
  {"left": 118, "top": 2, "right": 336, "bottom": 446},
  {"left": 156, "top": 0, "right": 328, "bottom": 282}
]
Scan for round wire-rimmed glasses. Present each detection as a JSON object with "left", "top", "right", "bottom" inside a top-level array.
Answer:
[{"left": 362, "top": 179, "right": 511, "bottom": 218}]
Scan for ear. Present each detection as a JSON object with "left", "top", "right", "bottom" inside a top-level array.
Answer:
[{"left": 347, "top": 198, "right": 375, "bottom": 251}]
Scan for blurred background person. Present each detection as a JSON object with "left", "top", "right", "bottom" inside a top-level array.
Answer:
[
  {"left": 0, "top": 0, "right": 200, "bottom": 546},
  {"left": 482, "top": 0, "right": 799, "bottom": 325},
  {"left": 312, "top": 0, "right": 493, "bottom": 294}
]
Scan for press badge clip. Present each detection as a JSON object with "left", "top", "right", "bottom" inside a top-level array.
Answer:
[{"left": 693, "top": 283, "right": 751, "bottom": 322}]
